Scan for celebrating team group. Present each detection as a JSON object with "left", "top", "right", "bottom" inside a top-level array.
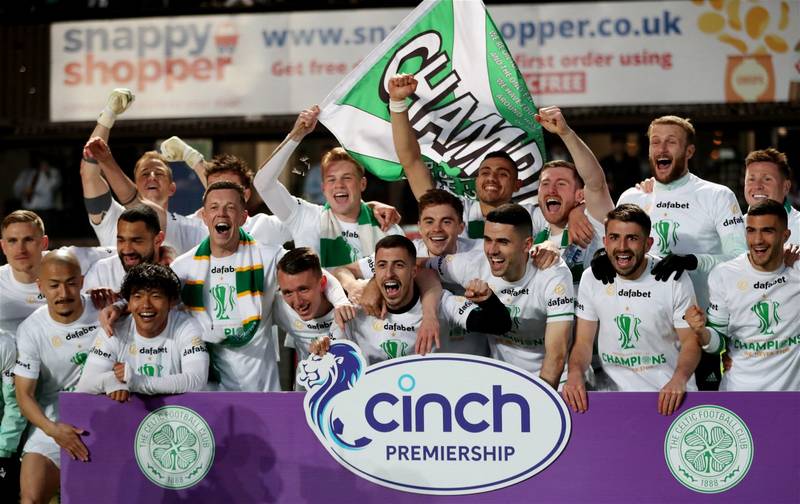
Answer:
[{"left": 1, "top": 75, "right": 798, "bottom": 502}]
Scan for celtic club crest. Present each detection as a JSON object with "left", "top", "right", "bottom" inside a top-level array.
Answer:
[
  {"left": 664, "top": 405, "right": 753, "bottom": 493},
  {"left": 135, "top": 406, "right": 215, "bottom": 489}
]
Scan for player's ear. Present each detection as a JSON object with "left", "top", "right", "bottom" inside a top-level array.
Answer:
[
  {"left": 41, "top": 234, "right": 49, "bottom": 251},
  {"left": 523, "top": 235, "right": 533, "bottom": 254},
  {"left": 155, "top": 231, "right": 165, "bottom": 248},
  {"left": 645, "top": 236, "right": 654, "bottom": 253},
  {"left": 686, "top": 143, "right": 695, "bottom": 161}
]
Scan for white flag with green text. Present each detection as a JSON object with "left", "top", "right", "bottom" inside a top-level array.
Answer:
[{"left": 319, "top": 0, "right": 545, "bottom": 202}]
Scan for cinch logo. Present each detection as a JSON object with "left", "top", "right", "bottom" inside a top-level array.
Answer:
[
  {"left": 297, "top": 340, "right": 570, "bottom": 495},
  {"left": 61, "top": 20, "right": 239, "bottom": 91}
]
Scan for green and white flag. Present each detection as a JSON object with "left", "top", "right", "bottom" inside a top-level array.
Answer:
[{"left": 319, "top": 0, "right": 545, "bottom": 203}]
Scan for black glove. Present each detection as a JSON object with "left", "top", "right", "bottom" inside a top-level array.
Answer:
[
  {"left": 652, "top": 254, "right": 697, "bottom": 281},
  {"left": 590, "top": 248, "right": 616, "bottom": 285}
]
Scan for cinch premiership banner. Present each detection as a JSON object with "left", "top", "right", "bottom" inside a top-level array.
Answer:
[
  {"left": 50, "top": 1, "right": 800, "bottom": 122},
  {"left": 318, "top": 0, "right": 544, "bottom": 196},
  {"left": 61, "top": 386, "right": 799, "bottom": 502}
]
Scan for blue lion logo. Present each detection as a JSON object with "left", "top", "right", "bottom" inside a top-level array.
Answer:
[{"left": 297, "top": 341, "right": 371, "bottom": 450}]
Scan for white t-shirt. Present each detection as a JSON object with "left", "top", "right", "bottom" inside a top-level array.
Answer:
[
  {"left": 282, "top": 197, "right": 404, "bottom": 260},
  {"left": 460, "top": 197, "right": 547, "bottom": 240},
  {"left": 430, "top": 249, "right": 575, "bottom": 374},
  {"left": 171, "top": 243, "right": 284, "bottom": 392},
  {"left": 273, "top": 297, "right": 335, "bottom": 363},
  {"left": 0, "top": 246, "right": 113, "bottom": 335},
  {"left": 706, "top": 254, "right": 800, "bottom": 391},
  {"left": 82, "top": 255, "right": 126, "bottom": 292},
  {"left": 91, "top": 199, "right": 207, "bottom": 256},
  {"left": 14, "top": 298, "right": 102, "bottom": 425},
  {"left": 789, "top": 205, "right": 800, "bottom": 246},
  {"left": 576, "top": 256, "right": 698, "bottom": 391},
  {"left": 331, "top": 291, "right": 478, "bottom": 365},
  {"left": 618, "top": 173, "right": 747, "bottom": 308},
  {"left": 77, "top": 310, "right": 208, "bottom": 395}
]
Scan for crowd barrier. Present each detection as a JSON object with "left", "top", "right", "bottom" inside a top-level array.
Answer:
[{"left": 61, "top": 391, "right": 799, "bottom": 503}]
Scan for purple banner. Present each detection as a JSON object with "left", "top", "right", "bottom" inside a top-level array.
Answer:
[{"left": 61, "top": 392, "right": 799, "bottom": 503}]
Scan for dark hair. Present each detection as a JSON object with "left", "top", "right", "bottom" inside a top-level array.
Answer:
[
  {"left": 375, "top": 234, "right": 416, "bottom": 261},
  {"left": 120, "top": 263, "right": 181, "bottom": 301},
  {"left": 482, "top": 150, "right": 518, "bottom": 172},
  {"left": 604, "top": 204, "right": 652, "bottom": 234},
  {"left": 203, "top": 180, "right": 246, "bottom": 207},
  {"left": 418, "top": 189, "right": 464, "bottom": 222},
  {"left": 119, "top": 204, "right": 161, "bottom": 235},
  {"left": 277, "top": 247, "right": 322, "bottom": 277},
  {"left": 747, "top": 198, "right": 788, "bottom": 229},
  {"left": 205, "top": 154, "right": 253, "bottom": 190},
  {"left": 745, "top": 148, "right": 792, "bottom": 181},
  {"left": 539, "top": 160, "right": 585, "bottom": 189},
  {"left": 486, "top": 203, "right": 532, "bottom": 237}
]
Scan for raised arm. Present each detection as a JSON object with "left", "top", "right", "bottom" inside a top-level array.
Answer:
[
  {"left": 160, "top": 136, "right": 207, "bottom": 187},
  {"left": 253, "top": 106, "right": 319, "bottom": 221},
  {"left": 388, "top": 74, "right": 434, "bottom": 200},
  {"left": 80, "top": 89, "right": 134, "bottom": 225},
  {"left": 536, "top": 106, "right": 614, "bottom": 221}
]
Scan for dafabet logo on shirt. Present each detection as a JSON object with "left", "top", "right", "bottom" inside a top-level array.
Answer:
[{"left": 296, "top": 341, "right": 571, "bottom": 495}]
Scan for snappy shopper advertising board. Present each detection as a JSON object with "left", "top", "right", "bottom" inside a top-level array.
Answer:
[{"left": 50, "top": 1, "right": 800, "bottom": 121}]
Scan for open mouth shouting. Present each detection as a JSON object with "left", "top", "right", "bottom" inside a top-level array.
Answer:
[
  {"left": 213, "top": 221, "right": 234, "bottom": 239},
  {"left": 613, "top": 251, "right": 634, "bottom": 270},
  {"left": 654, "top": 156, "right": 673, "bottom": 176},
  {"left": 544, "top": 196, "right": 562, "bottom": 216},
  {"left": 750, "top": 243, "right": 770, "bottom": 261},
  {"left": 488, "top": 255, "right": 506, "bottom": 274},
  {"left": 332, "top": 191, "right": 349, "bottom": 205},
  {"left": 382, "top": 279, "right": 402, "bottom": 299},
  {"left": 137, "top": 310, "right": 157, "bottom": 322}
]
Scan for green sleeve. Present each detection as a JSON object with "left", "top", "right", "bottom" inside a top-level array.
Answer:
[{"left": 0, "top": 375, "right": 28, "bottom": 457}]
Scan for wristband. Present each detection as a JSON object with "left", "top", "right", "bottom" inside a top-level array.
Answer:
[
  {"left": 97, "top": 106, "right": 116, "bottom": 129},
  {"left": 389, "top": 99, "right": 409, "bottom": 113}
]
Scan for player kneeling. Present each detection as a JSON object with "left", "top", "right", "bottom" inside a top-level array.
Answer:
[{"left": 78, "top": 263, "right": 208, "bottom": 399}]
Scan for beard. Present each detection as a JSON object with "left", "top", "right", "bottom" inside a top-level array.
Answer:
[
  {"left": 119, "top": 250, "right": 155, "bottom": 272},
  {"left": 650, "top": 151, "right": 688, "bottom": 184}
]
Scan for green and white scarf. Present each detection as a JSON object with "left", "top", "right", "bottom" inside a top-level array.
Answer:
[
  {"left": 319, "top": 201, "right": 385, "bottom": 268},
  {"left": 181, "top": 228, "right": 264, "bottom": 348}
]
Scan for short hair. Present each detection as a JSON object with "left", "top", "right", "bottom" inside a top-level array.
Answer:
[
  {"left": 482, "top": 150, "right": 518, "bottom": 172},
  {"left": 539, "top": 160, "right": 585, "bottom": 189},
  {"left": 277, "top": 247, "right": 322, "bottom": 277},
  {"left": 418, "top": 189, "right": 464, "bottom": 222},
  {"left": 205, "top": 154, "right": 253, "bottom": 190},
  {"left": 604, "top": 204, "right": 652, "bottom": 234},
  {"left": 747, "top": 198, "right": 788, "bottom": 229},
  {"left": 119, "top": 205, "right": 161, "bottom": 235},
  {"left": 203, "top": 180, "right": 247, "bottom": 207},
  {"left": 321, "top": 147, "right": 365, "bottom": 178},
  {"left": 745, "top": 148, "right": 792, "bottom": 181},
  {"left": 375, "top": 234, "right": 416, "bottom": 262},
  {"left": 120, "top": 263, "right": 182, "bottom": 302},
  {"left": 2, "top": 210, "right": 45, "bottom": 235},
  {"left": 133, "top": 151, "right": 173, "bottom": 181},
  {"left": 486, "top": 203, "right": 532, "bottom": 237},
  {"left": 647, "top": 116, "right": 695, "bottom": 145}
]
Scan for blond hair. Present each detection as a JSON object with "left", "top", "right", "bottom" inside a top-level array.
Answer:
[
  {"left": 320, "top": 147, "right": 364, "bottom": 178},
  {"left": 1, "top": 210, "right": 45, "bottom": 236},
  {"left": 133, "top": 151, "right": 173, "bottom": 181},
  {"left": 647, "top": 116, "right": 695, "bottom": 144}
]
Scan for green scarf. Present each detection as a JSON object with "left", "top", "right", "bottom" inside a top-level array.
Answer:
[
  {"left": 319, "top": 202, "right": 385, "bottom": 268},
  {"left": 181, "top": 228, "right": 263, "bottom": 348}
]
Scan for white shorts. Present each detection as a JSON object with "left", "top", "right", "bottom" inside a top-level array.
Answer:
[{"left": 23, "top": 427, "right": 60, "bottom": 469}]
